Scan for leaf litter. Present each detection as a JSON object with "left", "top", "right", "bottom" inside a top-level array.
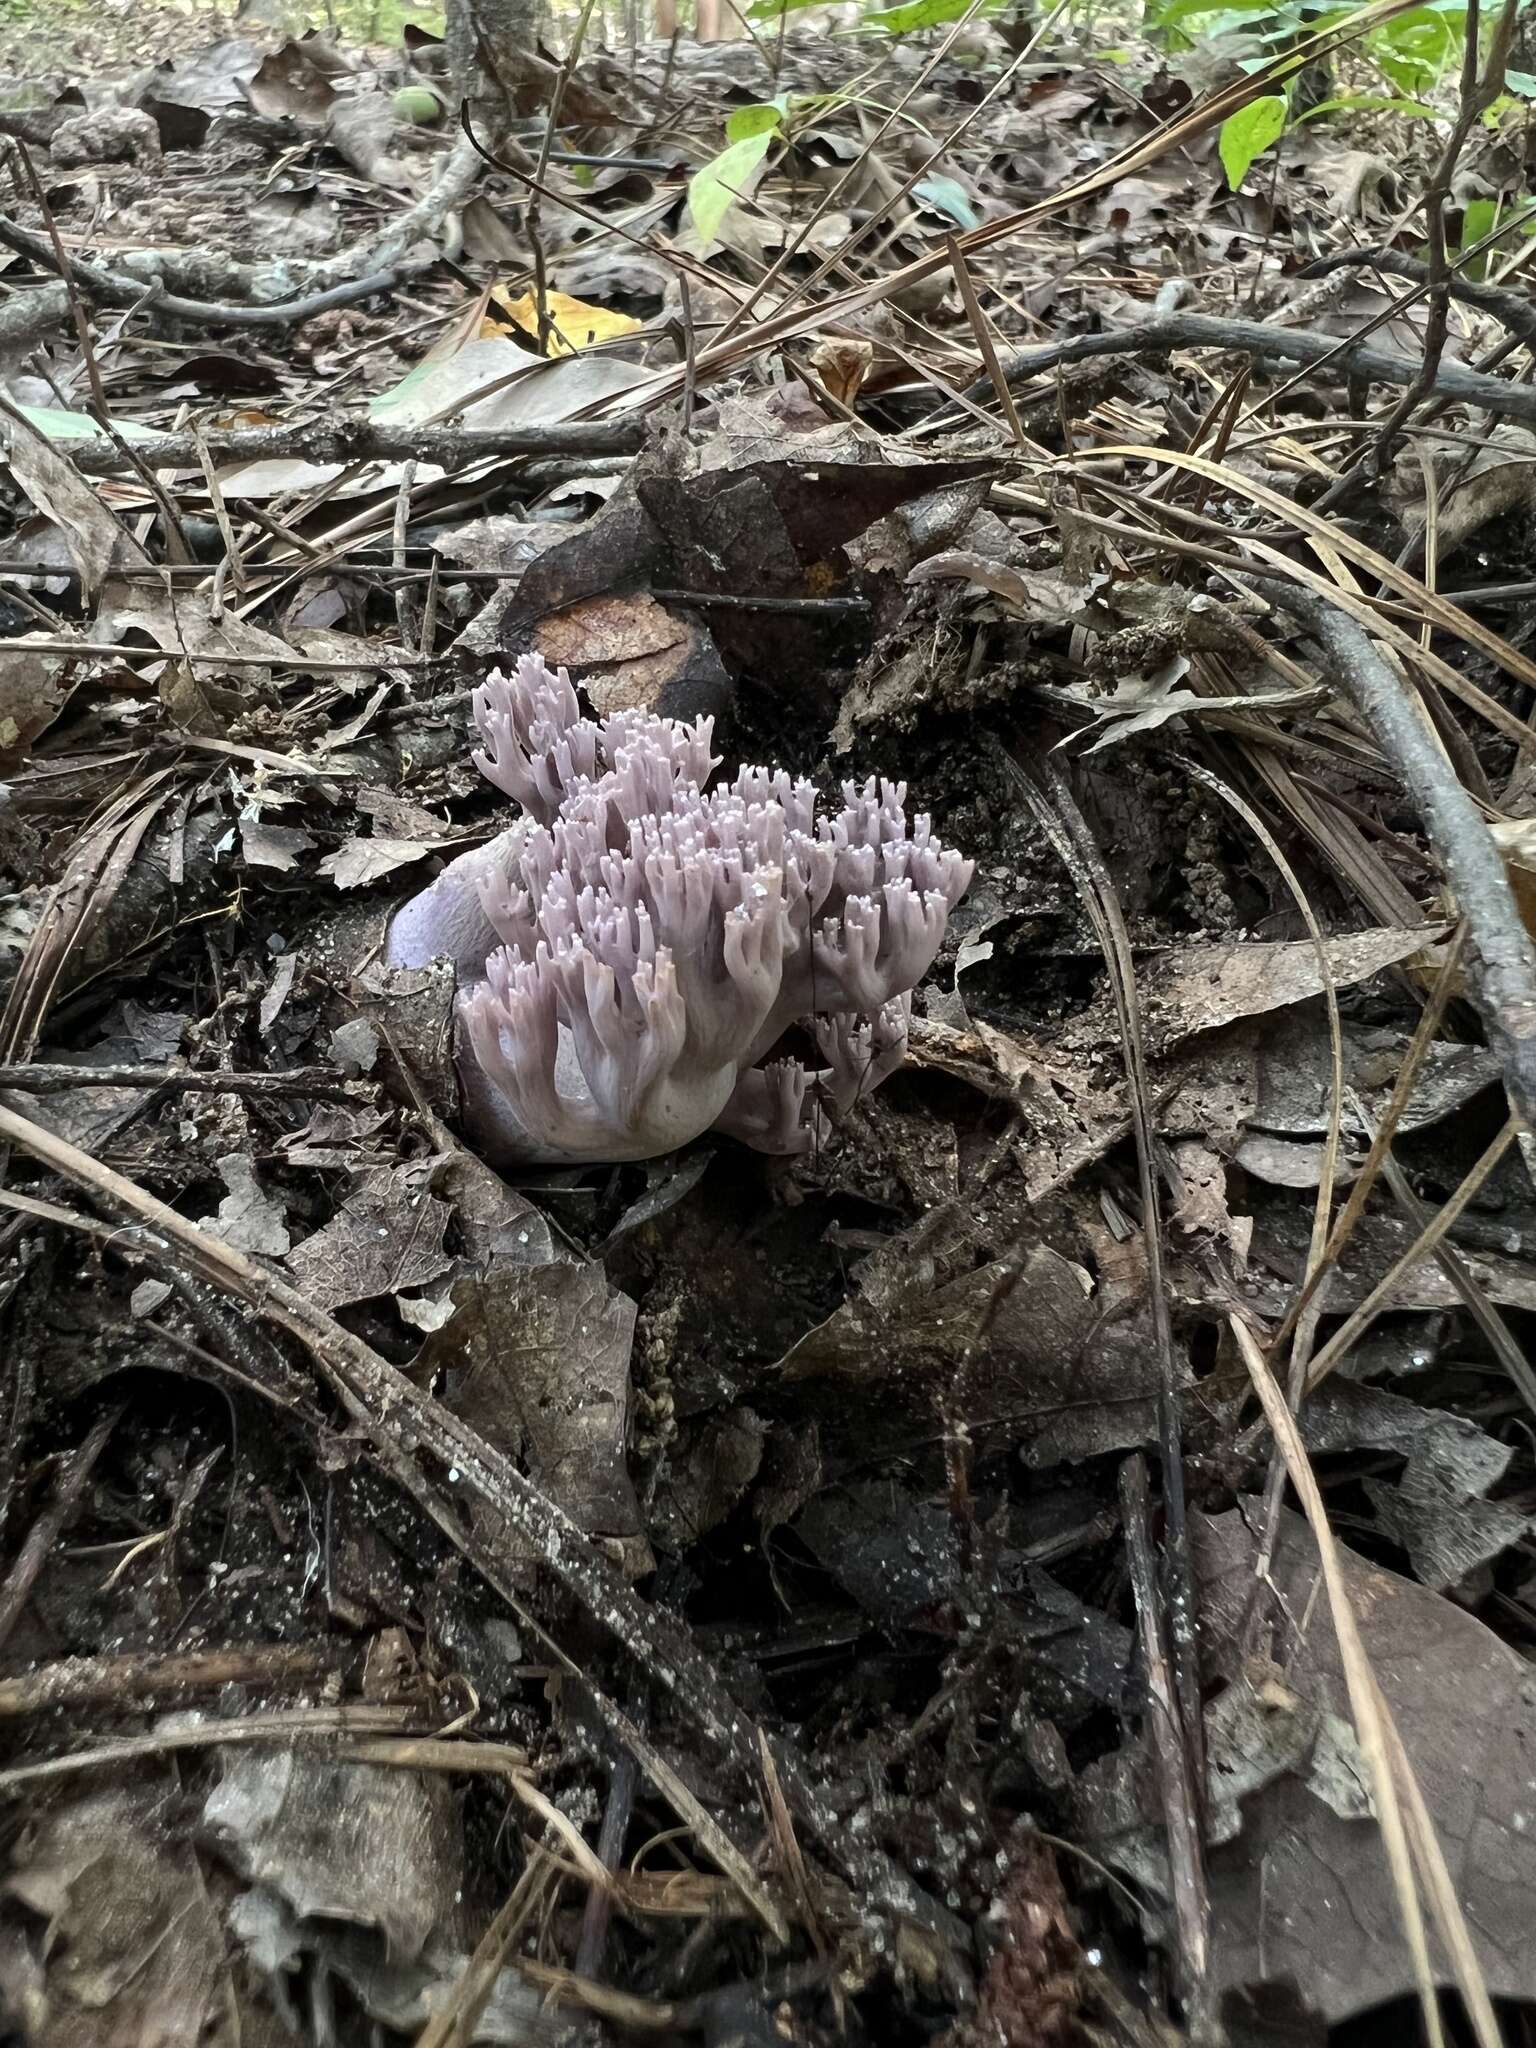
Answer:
[{"left": 1, "top": 0, "right": 1536, "bottom": 2042}]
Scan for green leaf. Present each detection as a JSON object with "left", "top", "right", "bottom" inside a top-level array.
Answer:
[
  {"left": 1154, "top": 0, "right": 1287, "bottom": 29},
  {"left": 913, "top": 172, "right": 978, "bottom": 228},
  {"left": 1372, "top": 9, "right": 1455, "bottom": 92},
  {"left": 863, "top": 0, "right": 989, "bottom": 34},
  {"left": 16, "top": 404, "right": 153, "bottom": 443},
  {"left": 1293, "top": 91, "right": 1443, "bottom": 122},
  {"left": 1506, "top": 67, "right": 1536, "bottom": 95},
  {"left": 725, "top": 99, "right": 787, "bottom": 142},
  {"left": 1219, "top": 94, "right": 1287, "bottom": 187},
  {"left": 687, "top": 130, "right": 775, "bottom": 244},
  {"left": 1460, "top": 196, "right": 1501, "bottom": 248},
  {"left": 745, "top": 0, "right": 829, "bottom": 20}
]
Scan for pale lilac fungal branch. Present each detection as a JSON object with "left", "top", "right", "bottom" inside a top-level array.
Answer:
[{"left": 385, "top": 652, "right": 973, "bottom": 1166}]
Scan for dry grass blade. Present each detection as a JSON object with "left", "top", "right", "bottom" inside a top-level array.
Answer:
[
  {"left": 1231, "top": 1316, "right": 1500, "bottom": 2048},
  {"left": 0, "top": 774, "right": 177, "bottom": 1061},
  {"left": 1253, "top": 584, "right": 1536, "bottom": 1131},
  {"left": 1178, "top": 759, "right": 1344, "bottom": 1345},
  {"left": 1272, "top": 927, "right": 1468, "bottom": 1349},
  {"left": 999, "top": 745, "right": 1210, "bottom": 1993},
  {"left": 1359, "top": 1104, "right": 1536, "bottom": 1419},
  {"left": 1089, "top": 447, "right": 1536, "bottom": 734},
  {"left": 1303, "top": 1115, "right": 1519, "bottom": 1389},
  {"left": 1240, "top": 539, "right": 1536, "bottom": 761},
  {"left": 948, "top": 235, "right": 1027, "bottom": 449},
  {"left": 1118, "top": 1453, "right": 1208, "bottom": 1997},
  {"left": 0, "top": 1706, "right": 511, "bottom": 1796},
  {"left": 1176, "top": 758, "right": 1343, "bottom": 1585},
  {"left": 414, "top": 1852, "right": 553, "bottom": 2048},
  {"left": 713, "top": 0, "right": 1003, "bottom": 343}
]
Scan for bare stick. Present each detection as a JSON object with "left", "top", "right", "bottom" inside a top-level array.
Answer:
[
  {"left": 0, "top": 1097, "right": 954, "bottom": 1950},
  {"left": 951, "top": 312, "right": 1536, "bottom": 436},
  {"left": 0, "top": 1642, "right": 336, "bottom": 1718},
  {"left": 1292, "top": 244, "right": 1536, "bottom": 347},
  {"left": 1119, "top": 1455, "right": 1210, "bottom": 1999},
  {"left": 1263, "top": 581, "right": 1536, "bottom": 1130},
  {"left": 0, "top": 1405, "right": 121, "bottom": 1653},
  {"left": 0, "top": 1061, "right": 373, "bottom": 1101},
  {"left": 0, "top": 213, "right": 401, "bottom": 327},
  {"left": 56, "top": 417, "right": 645, "bottom": 476}
]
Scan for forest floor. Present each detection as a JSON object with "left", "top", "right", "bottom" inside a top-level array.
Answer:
[{"left": 0, "top": 7, "right": 1534, "bottom": 2046}]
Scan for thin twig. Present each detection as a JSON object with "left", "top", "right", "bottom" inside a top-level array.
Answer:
[
  {"left": 999, "top": 747, "right": 1209, "bottom": 1997},
  {"left": 1270, "top": 928, "right": 1467, "bottom": 1350},
  {"left": 1292, "top": 243, "right": 1536, "bottom": 347},
  {"left": 1302, "top": 1116, "right": 1519, "bottom": 1389},
  {"left": 1118, "top": 1455, "right": 1210, "bottom": 2002},
  {"left": 0, "top": 1642, "right": 337, "bottom": 1718},
  {"left": 0, "top": 1098, "right": 952, "bottom": 1953},
  {"left": 1233, "top": 1316, "right": 1499, "bottom": 2048},
  {"left": 0, "top": 208, "right": 399, "bottom": 327},
  {"left": 0, "top": 1404, "right": 121, "bottom": 1654}
]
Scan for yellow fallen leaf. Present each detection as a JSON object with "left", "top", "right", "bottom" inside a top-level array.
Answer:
[{"left": 489, "top": 286, "right": 641, "bottom": 357}]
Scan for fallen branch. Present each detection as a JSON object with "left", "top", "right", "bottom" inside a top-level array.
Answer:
[
  {"left": 0, "top": 211, "right": 399, "bottom": 329},
  {"left": 1261, "top": 581, "right": 1536, "bottom": 1131},
  {"left": 0, "top": 280, "right": 69, "bottom": 352},
  {"left": 953, "top": 312, "right": 1536, "bottom": 433},
  {"left": 0, "top": 1061, "right": 373, "bottom": 1101},
  {"left": 0, "top": 108, "right": 64, "bottom": 149},
  {"left": 59, "top": 416, "right": 647, "bottom": 476},
  {"left": 1291, "top": 245, "right": 1536, "bottom": 348},
  {"left": 0, "top": 118, "right": 499, "bottom": 323}
]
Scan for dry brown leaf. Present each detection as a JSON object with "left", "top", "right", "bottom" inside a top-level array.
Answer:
[
  {"left": 3, "top": 413, "right": 134, "bottom": 601},
  {"left": 0, "top": 640, "right": 71, "bottom": 771},
  {"left": 320, "top": 836, "right": 430, "bottom": 890},
  {"left": 1195, "top": 1509, "right": 1536, "bottom": 2024},
  {"left": 286, "top": 1167, "right": 453, "bottom": 1310}
]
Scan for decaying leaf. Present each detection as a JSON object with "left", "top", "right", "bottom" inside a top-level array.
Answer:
[
  {"left": 204, "top": 1750, "right": 460, "bottom": 1961},
  {"left": 1132, "top": 928, "right": 1442, "bottom": 1054},
  {"left": 1, "top": 1779, "right": 233, "bottom": 2047},
  {"left": 320, "top": 834, "right": 431, "bottom": 890},
  {"left": 906, "top": 550, "right": 1094, "bottom": 626},
  {"left": 0, "top": 640, "right": 71, "bottom": 771},
  {"left": 90, "top": 586, "right": 295, "bottom": 683},
  {"left": 780, "top": 1223, "right": 1176, "bottom": 1466},
  {"left": 202, "top": 1153, "right": 291, "bottom": 1257},
  {"left": 239, "top": 812, "right": 316, "bottom": 873},
  {"left": 420, "top": 1258, "right": 650, "bottom": 1573},
  {"left": 490, "top": 284, "right": 642, "bottom": 356},
  {"left": 286, "top": 1166, "right": 452, "bottom": 1310},
  {"left": 535, "top": 591, "right": 710, "bottom": 715},
  {"left": 1296, "top": 1379, "right": 1531, "bottom": 1588},
  {"left": 3, "top": 411, "right": 134, "bottom": 601},
  {"left": 1191, "top": 1509, "right": 1536, "bottom": 2025}
]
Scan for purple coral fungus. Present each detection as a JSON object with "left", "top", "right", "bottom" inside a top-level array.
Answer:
[{"left": 384, "top": 654, "right": 972, "bottom": 1166}]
